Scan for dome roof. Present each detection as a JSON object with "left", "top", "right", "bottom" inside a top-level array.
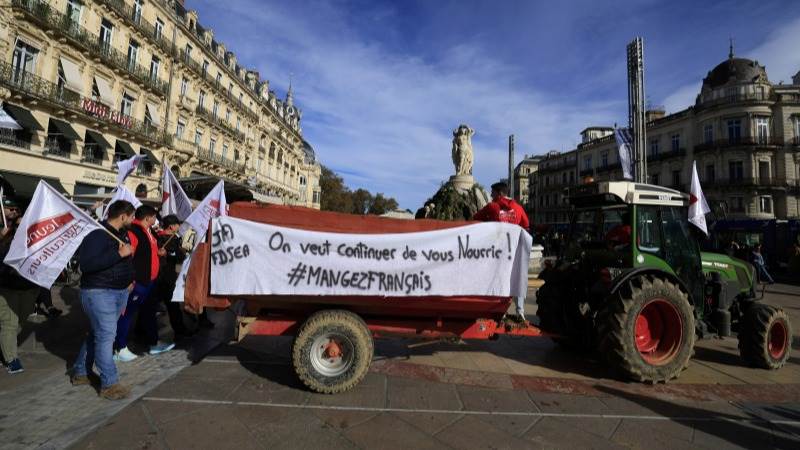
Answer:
[
  {"left": 302, "top": 139, "right": 316, "bottom": 164},
  {"left": 702, "top": 57, "right": 768, "bottom": 90}
]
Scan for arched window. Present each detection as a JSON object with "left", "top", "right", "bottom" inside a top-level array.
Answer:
[
  {"left": 135, "top": 183, "right": 148, "bottom": 198},
  {"left": 171, "top": 165, "right": 181, "bottom": 177}
]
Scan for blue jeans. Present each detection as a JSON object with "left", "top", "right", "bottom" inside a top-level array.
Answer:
[
  {"left": 73, "top": 288, "right": 129, "bottom": 388},
  {"left": 115, "top": 281, "right": 155, "bottom": 350}
]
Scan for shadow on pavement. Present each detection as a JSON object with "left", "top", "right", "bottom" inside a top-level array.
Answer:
[{"left": 594, "top": 385, "right": 800, "bottom": 449}]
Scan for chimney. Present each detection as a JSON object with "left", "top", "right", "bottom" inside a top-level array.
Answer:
[{"left": 646, "top": 107, "right": 666, "bottom": 122}]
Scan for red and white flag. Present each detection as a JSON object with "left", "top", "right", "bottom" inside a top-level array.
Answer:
[
  {"left": 103, "top": 185, "right": 142, "bottom": 219},
  {"left": 3, "top": 181, "right": 102, "bottom": 288},
  {"left": 115, "top": 155, "right": 145, "bottom": 186},
  {"left": 160, "top": 163, "right": 192, "bottom": 221},
  {"left": 180, "top": 180, "right": 227, "bottom": 243},
  {"left": 688, "top": 160, "right": 711, "bottom": 236}
]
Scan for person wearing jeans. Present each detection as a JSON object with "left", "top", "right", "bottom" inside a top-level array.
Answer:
[{"left": 71, "top": 200, "right": 135, "bottom": 400}]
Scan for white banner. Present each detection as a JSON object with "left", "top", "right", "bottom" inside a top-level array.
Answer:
[
  {"left": 209, "top": 217, "right": 532, "bottom": 297},
  {"left": 161, "top": 163, "right": 193, "bottom": 221},
  {"left": 615, "top": 127, "right": 634, "bottom": 180},
  {"left": 103, "top": 185, "right": 142, "bottom": 219},
  {"left": 3, "top": 181, "right": 102, "bottom": 288},
  {"left": 115, "top": 154, "right": 145, "bottom": 186}
]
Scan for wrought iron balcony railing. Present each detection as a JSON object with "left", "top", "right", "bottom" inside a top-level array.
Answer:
[
  {"left": 195, "top": 104, "right": 246, "bottom": 142},
  {"left": 100, "top": 0, "right": 175, "bottom": 57}
]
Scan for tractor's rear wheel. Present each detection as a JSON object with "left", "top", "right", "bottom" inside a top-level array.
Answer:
[
  {"left": 598, "top": 275, "right": 695, "bottom": 383},
  {"left": 292, "top": 310, "right": 373, "bottom": 394},
  {"left": 738, "top": 304, "right": 791, "bottom": 369}
]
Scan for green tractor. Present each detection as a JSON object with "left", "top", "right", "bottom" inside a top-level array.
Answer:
[{"left": 536, "top": 181, "right": 792, "bottom": 382}]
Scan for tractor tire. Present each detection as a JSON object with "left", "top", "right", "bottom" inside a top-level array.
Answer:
[
  {"left": 738, "top": 304, "right": 792, "bottom": 370},
  {"left": 292, "top": 309, "right": 374, "bottom": 394},
  {"left": 535, "top": 282, "right": 595, "bottom": 353},
  {"left": 597, "top": 274, "right": 695, "bottom": 383}
]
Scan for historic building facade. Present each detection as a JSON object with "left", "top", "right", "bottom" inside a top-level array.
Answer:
[
  {"left": 0, "top": 0, "right": 321, "bottom": 207},
  {"left": 532, "top": 51, "right": 800, "bottom": 227},
  {"left": 512, "top": 154, "right": 541, "bottom": 214}
]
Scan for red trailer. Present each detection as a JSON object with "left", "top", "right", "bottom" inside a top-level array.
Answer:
[{"left": 184, "top": 202, "right": 547, "bottom": 393}]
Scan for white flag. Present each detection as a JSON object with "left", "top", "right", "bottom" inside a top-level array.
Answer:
[
  {"left": 614, "top": 127, "right": 634, "bottom": 180},
  {"left": 103, "top": 185, "right": 142, "bottom": 219},
  {"left": 688, "top": 160, "right": 711, "bottom": 236},
  {"left": 160, "top": 163, "right": 192, "bottom": 221},
  {"left": 171, "top": 180, "right": 226, "bottom": 302},
  {"left": 3, "top": 181, "right": 102, "bottom": 288},
  {"left": 115, "top": 155, "right": 145, "bottom": 186}
]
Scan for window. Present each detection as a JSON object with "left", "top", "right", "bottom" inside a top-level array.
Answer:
[
  {"left": 185, "top": 43, "right": 192, "bottom": 57},
  {"left": 561, "top": 172, "right": 567, "bottom": 185},
  {"left": 650, "top": 173, "right": 660, "bottom": 185},
  {"left": 176, "top": 120, "right": 185, "bottom": 139},
  {"left": 759, "top": 196, "right": 772, "bottom": 214},
  {"left": 180, "top": 77, "right": 188, "bottom": 96},
  {"left": 120, "top": 94, "right": 134, "bottom": 117},
  {"left": 228, "top": 82, "right": 233, "bottom": 95},
  {"left": 601, "top": 151, "right": 608, "bottom": 168},
  {"left": 155, "top": 19, "right": 164, "bottom": 40},
  {"left": 544, "top": 176, "right": 550, "bottom": 187},
  {"left": 257, "top": 152, "right": 265, "bottom": 173},
  {"left": 127, "top": 40, "right": 139, "bottom": 71},
  {"left": 730, "top": 197, "right": 745, "bottom": 213},
  {"left": 796, "top": 118, "right": 800, "bottom": 144},
  {"left": 99, "top": 19, "right": 113, "bottom": 51},
  {"left": 194, "top": 129, "right": 203, "bottom": 145},
  {"left": 236, "top": 117, "right": 240, "bottom": 131},
  {"left": 12, "top": 40, "right": 38, "bottom": 82},
  {"left": 729, "top": 161, "right": 744, "bottom": 180},
  {"left": 212, "top": 100, "right": 219, "bottom": 118},
  {"left": 209, "top": 138, "right": 216, "bottom": 153},
  {"left": 226, "top": 108, "right": 231, "bottom": 122},
  {"left": 705, "top": 164, "right": 715, "bottom": 183},
  {"left": 149, "top": 56, "right": 160, "bottom": 81},
  {"left": 239, "top": 93, "right": 243, "bottom": 103},
  {"left": 703, "top": 124, "right": 713, "bottom": 144},
  {"left": 66, "top": 0, "right": 82, "bottom": 26},
  {"left": 636, "top": 206, "right": 662, "bottom": 254},
  {"left": 198, "top": 90, "right": 206, "bottom": 108},
  {"left": 756, "top": 117, "right": 769, "bottom": 144},
  {"left": 583, "top": 155, "right": 592, "bottom": 171},
  {"left": 758, "top": 161, "right": 770, "bottom": 182},
  {"left": 727, "top": 119, "right": 741, "bottom": 143},
  {"left": 672, "top": 170, "right": 681, "bottom": 188},
  {"left": 202, "top": 60, "right": 209, "bottom": 75},
  {"left": 221, "top": 144, "right": 228, "bottom": 159},
  {"left": 671, "top": 133, "right": 680, "bottom": 152},
  {"left": 216, "top": 73, "right": 222, "bottom": 86},
  {"left": 133, "top": 0, "right": 143, "bottom": 24},
  {"left": 234, "top": 149, "right": 240, "bottom": 161},
  {"left": 313, "top": 191, "right": 320, "bottom": 204},
  {"left": 649, "top": 138, "right": 659, "bottom": 156}
]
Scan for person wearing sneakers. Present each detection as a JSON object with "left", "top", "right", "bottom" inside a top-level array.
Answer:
[
  {"left": 0, "top": 199, "right": 38, "bottom": 374},
  {"left": 113, "top": 205, "right": 174, "bottom": 361},
  {"left": 473, "top": 181, "right": 531, "bottom": 322},
  {"left": 71, "top": 200, "right": 135, "bottom": 400}
]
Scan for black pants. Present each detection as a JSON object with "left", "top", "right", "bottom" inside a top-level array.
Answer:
[
  {"left": 155, "top": 278, "right": 190, "bottom": 337},
  {"left": 36, "top": 288, "right": 53, "bottom": 308}
]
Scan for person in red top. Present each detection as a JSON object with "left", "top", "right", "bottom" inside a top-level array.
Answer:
[
  {"left": 473, "top": 182, "right": 531, "bottom": 321},
  {"left": 113, "top": 205, "right": 174, "bottom": 361},
  {"left": 605, "top": 211, "right": 632, "bottom": 249}
]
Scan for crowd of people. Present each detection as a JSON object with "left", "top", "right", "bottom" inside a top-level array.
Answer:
[{"left": 1, "top": 196, "right": 193, "bottom": 400}]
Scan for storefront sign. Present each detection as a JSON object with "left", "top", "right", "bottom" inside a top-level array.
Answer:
[
  {"left": 81, "top": 170, "right": 116, "bottom": 185},
  {"left": 81, "top": 98, "right": 132, "bottom": 129}
]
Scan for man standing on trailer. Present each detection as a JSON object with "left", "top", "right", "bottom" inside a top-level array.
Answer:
[{"left": 473, "top": 182, "right": 531, "bottom": 321}]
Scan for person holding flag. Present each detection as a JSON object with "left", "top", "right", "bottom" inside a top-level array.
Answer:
[{"left": 161, "top": 163, "right": 192, "bottom": 221}]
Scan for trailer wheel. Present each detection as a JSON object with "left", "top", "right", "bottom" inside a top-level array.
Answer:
[
  {"left": 738, "top": 304, "right": 791, "bottom": 370},
  {"left": 597, "top": 274, "right": 695, "bottom": 383},
  {"left": 292, "top": 310, "right": 373, "bottom": 394}
]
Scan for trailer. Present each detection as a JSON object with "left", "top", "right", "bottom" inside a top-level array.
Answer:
[{"left": 183, "top": 202, "right": 547, "bottom": 394}]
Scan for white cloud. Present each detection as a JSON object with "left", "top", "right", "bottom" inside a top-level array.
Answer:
[{"left": 662, "top": 82, "right": 700, "bottom": 114}]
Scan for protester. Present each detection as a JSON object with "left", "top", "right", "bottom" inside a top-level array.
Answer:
[
  {"left": 33, "top": 287, "right": 62, "bottom": 318},
  {"left": 751, "top": 244, "right": 775, "bottom": 284},
  {"left": 114, "top": 205, "right": 174, "bottom": 361},
  {"left": 0, "top": 202, "right": 38, "bottom": 374},
  {"left": 473, "top": 182, "right": 531, "bottom": 321},
  {"left": 71, "top": 200, "right": 135, "bottom": 400},
  {"left": 155, "top": 215, "right": 190, "bottom": 339}
]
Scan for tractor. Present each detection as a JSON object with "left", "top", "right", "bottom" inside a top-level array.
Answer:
[{"left": 536, "top": 181, "right": 792, "bottom": 382}]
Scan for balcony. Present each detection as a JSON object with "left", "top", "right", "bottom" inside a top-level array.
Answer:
[
  {"left": 196, "top": 146, "right": 246, "bottom": 173},
  {"left": 195, "top": 104, "right": 246, "bottom": 142},
  {"left": 596, "top": 162, "right": 622, "bottom": 173},
  {"left": 80, "top": 145, "right": 104, "bottom": 165},
  {"left": 648, "top": 148, "right": 686, "bottom": 162},
  {"left": 12, "top": 0, "right": 168, "bottom": 97},
  {"left": 0, "top": 61, "right": 170, "bottom": 145},
  {"left": 712, "top": 177, "right": 791, "bottom": 188},
  {"left": 100, "top": 0, "right": 175, "bottom": 57},
  {"left": 0, "top": 133, "right": 31, "bottom": 150},
  {"left": 43, "top": 138, "right": 70, "bottom": 158},
  {"left": 697, "top": 92, "right": 773, "bottom": 110},
  {"left": 694, "top": 137, "right": 784, "bottom": 154}
]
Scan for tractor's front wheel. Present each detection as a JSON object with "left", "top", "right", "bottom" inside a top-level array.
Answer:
[
  {"left": 598, "top": 275, "right": 695, "bottom": 383},
  {"left": 738, "top": 304, "right": 791, "bottom": 369}
]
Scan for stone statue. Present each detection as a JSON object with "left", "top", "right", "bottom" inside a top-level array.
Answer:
[{"left": 451, "top": 124, "right": 475, "bottom": 176}]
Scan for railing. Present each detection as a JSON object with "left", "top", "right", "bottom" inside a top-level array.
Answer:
[
  {"left": 101, "top": 0, "right": 175, "bottom": 57},
  {"left": 711, "top": 177, "right": 792, "bottom": 188},
  {"left": 648, "top": 148, "right": 686, "bottom": 162},
  {"left": 0, "top": 133, "right": 32, "bottom": 150},
  {"left": 81, "top": 145, "right": 104, "bottom": 165},
  {"left": 196, "top": 147, "right": 246, "bottom": 172},
  {"left": 694, "top": 137, "right": 784, "bottom": 153},
  {"left": 0, "top": 61, "right": 170, "bottom": 145},
  {"left": 12, "top": 0, "right": 168, "bottom": 96},
  {"left": 180, "top": 51, "right": 259, "bottom": 123},
  {"left": 697, "top": 92, "right": 773, "bottom": 109},
  {"left": 136, "top": 164, "right": 154, "bottom": 177},
  {"left": 43, "top": 138, "right": 70, "bottom": 158},
  {"left": 596, "top": 162, "right": 622, "bottom": 173},
  {"left": 579, "top": 168, "right": 593, "bottom": 177},
  {"left": 195, "top": 104, "right": 246, "bottom": 141}
]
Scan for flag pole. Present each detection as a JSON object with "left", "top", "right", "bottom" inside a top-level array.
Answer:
[
  {"left": 159, "top": 233, "right": 176, "bottom": 249},
  {"left": 0, "top": 187, "right": 7, "bottom": 228}
]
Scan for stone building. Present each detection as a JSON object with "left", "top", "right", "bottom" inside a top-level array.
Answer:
[
  {"left": 512, "top": 154, "right": 541, "bottom": 213},
  {"left": 0, "top": 0, "right": 321, "bottom": 207},
  {"left": 533, "top": 49, "right": 800, "bottom": 227}
]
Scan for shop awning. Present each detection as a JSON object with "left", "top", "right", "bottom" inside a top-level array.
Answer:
[
  {"left": 114, "top": 140, "right": 137, "bottom": 158},
  {"left": 0, "top": 169, "right": 68, "bottom": 199},
  {"left": 85, "top": 129, "right": 112, "bottom": 149},
  {"left": 48, "top": 118, "right": 81, "bottom": 141},
  {"left": 94, "top": 76, "right": 114, "bottom": 106},
  {"left": 3, "top": 103, "right": 43, "bottom": 131},
  {"left": 59, "top": 57, "right": 83, "bottom": 93},
  {"left": 145, "top": 103, "right": 161, "bottom": 126},
  {"left": 140, "top": 147, "right": 160, "bottom": 165},
  {"left": 0, "top": 103, "right": 22, "bottom": 130}
]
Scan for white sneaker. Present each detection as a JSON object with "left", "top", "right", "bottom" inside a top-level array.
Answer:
[{"left": 115, "top": 347, "right": 139, "bottom": 362}]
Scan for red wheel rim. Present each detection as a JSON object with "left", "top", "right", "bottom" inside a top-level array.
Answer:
[
  {"left": 767, "top": 320, "right": 788, "bottom": 360},
  {"left": 634, "top": 299, "right": 683, "bottom": 365}
]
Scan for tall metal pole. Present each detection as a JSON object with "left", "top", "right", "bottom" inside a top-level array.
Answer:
[
  {"left": 508, "top": 135, "right": 515, "bottom": 199},
  {"left": 627, "top": 37, "right": 647, "bottom": 183}
]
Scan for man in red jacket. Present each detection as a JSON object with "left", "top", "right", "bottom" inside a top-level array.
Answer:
[{"left": 473, "top": 182, "right": 531, "bottom": 321}]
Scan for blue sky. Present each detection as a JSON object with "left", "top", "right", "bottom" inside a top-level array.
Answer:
[{"left": 192, "top": 0, "right": 800, "bottom": 210}]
